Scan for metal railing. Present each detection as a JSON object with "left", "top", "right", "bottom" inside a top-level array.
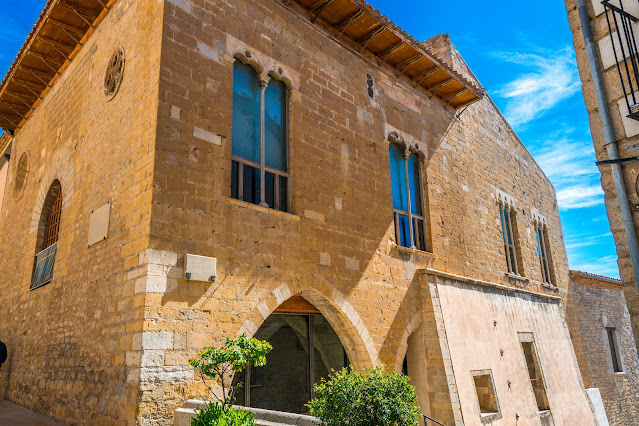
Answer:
[
  {"left": 30, "top": 242, "right": 57, "bottom": 290},
  {"left": 423, "top": 414, "right": 446, "bottom": 426},
  {"left": 602, "top": 0, "right": 639, "bottom": 119}
]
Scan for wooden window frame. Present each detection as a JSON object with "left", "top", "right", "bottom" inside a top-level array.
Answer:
[
  {"left": 231, "top": 62, "right": 291, "bottom": 212},
  {"left": 535, "top": 222, "right": 553, "bottom": 285},
  {"left": 499, "top": 201, "right": 520, "bottom": 275},
  {"left": 518, "top": 334, "right": 550, "bottom": 412},
  {"left": 391, "top": 143, "right": 428, "bottom": 252},
  {"left": 606, "top": 327, "right": 624, "bottom": 373}
]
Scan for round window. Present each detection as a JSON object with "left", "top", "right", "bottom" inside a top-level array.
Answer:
[
  {"left": 13, "top": 153, "right": 28, "bottom": 200},
  {"left": 104, "top": 46, "right": 125, "bottom": 101}
]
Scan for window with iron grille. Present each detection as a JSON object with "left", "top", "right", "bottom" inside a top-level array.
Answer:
[
  {"left": 519, "top": 336, "right": 550, "bottom": 412},
  {"left": 602, "top": 1, "right": 639, "bottom": 120},
  {"left": 499, "top": 201, "right": 520, "bottom": 275},
  {"left": 388, "top": 141, "right": 427, "bottom": 251},
  {"left": 535, "top": 222, "right": 554, "bottom": 285},
  {"left": 30, "top": 181, "right": 62, "bottom": 290},
  {"left": 231, "top": 60, "right": 289, "bottom": 212}
]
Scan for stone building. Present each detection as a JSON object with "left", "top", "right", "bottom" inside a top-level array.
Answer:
[
  {"left": 565, "top": 0, "right": 639, "bottom": 350},
  {"left": 0, "top": 0, "right": 600, "bottom": 425},
  {"left": 567, "top": 270, "right": 639, "bottom": 425}
]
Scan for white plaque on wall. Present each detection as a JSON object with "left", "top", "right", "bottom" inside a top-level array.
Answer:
[
  {"left": 185, "top": 254, "right": 217, "bottom": 282},
  {"left": 88, "top": 201, "right": 111, "bottom": 246}
]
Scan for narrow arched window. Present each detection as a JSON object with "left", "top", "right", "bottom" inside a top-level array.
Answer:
[
  {"left": 231, "top": 61, "right": 289, "bottom": 212},
  {"left": 389, "top": 143, "right": 426, "bottom": 251},
  {"left": 534, "top": 221, "right": 553, "bottom": 285},
  {"left": 30, "top": 180, "right": 62, "bottom": 290}
]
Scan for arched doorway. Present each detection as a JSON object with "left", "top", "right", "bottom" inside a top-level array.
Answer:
[{"left": 233, "top": 295, "right": 349, "bottom": 414}]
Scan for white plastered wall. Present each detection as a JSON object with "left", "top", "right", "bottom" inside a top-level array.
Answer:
[{"left": 437, "top": 282, "right": 596, "bottom": 425}]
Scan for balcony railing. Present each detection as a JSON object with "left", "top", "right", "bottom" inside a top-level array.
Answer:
[
  {"left": 603, "top": 0, "right": 639, "bottom": 120},
  {"left": 30, "top": 242, "right": 57, "bottom": 290}
]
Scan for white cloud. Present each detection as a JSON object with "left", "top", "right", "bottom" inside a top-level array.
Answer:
[
  {"left": 495, "top": 47, "right": 581, "bottom": 129},
  {"left": 556, "top": 185, "right": 605, "bottom": 209},
  {"left": 570, "top": 255, "right": 620, "bottom": 278},
  {"left": 565, "top": 232, "right": 612, "bottom": 250},
  {"left": 531, "top": 136, "right": 604, "bottom": 210}
]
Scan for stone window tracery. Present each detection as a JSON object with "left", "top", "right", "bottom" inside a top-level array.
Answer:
[
  {"left": 388, "top": 132, "right": 427, "bottom": 251},
  {"left": 231, "top": 59, "right": 289, "bottom": 212},
  {"left": 498, "top": 192, "right": 520, "bottom": 276},
  {"left": 533, "top": 217, "right": 553, "bottom": 285}
]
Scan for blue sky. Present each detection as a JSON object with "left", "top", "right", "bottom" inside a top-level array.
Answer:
[{"left": 0, "top": 1, "right": 619, "bottom": 277}]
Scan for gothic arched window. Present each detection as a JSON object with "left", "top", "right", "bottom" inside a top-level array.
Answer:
[
  {"left": 30, "top": 180, "right": 62, "bottom": 290},
  {"left": 231, "top": 60, "right": 289, "bottom": 212},
  {"left": 388, "top": 142, "right": 426, "bottom": 251}
]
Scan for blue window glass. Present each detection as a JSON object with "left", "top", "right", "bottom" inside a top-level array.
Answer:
[
  {"left": 265, "top": 79, "right": 287, "bottom": 171},
  {"left": 389, "top": 144, "right": 408, "bottom": 212},
  {"left": 232, "top": 62, "right": 261, "bottom": 164},
  {"left": 398, "top": 214, "right": 411, "bottom": 247},
  {"left": 407, "top": 153, "right": 422, "bottom": 216}
]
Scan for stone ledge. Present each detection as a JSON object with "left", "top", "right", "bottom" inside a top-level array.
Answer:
[
  {"left": 174, "top": 399, "right": 320, "bottom": 426},
  {"left": 225, "top": 197, "right": 301, "bottom": 221}
]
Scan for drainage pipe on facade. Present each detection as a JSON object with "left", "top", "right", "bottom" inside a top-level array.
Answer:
[{"left": 577, "top": 0, "right": 639, "bottom": 290}]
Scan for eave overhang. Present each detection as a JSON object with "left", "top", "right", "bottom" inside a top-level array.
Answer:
[
  {"left": 0, "top": 0, "right": 115, "bottom": 134},
  {"left": 285, "top": 0, "right": 484, "bottom": 109}
]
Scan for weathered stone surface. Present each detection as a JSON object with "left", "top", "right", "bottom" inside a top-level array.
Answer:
[
  {"left": 567, "top": 271, "right": 639, "bottom": 425},
  {"left": 0, "top": 0, "right": 598, "bottom": 425},
  {"left": 565, "top": 0, "right": 639, "bottom": 352}
]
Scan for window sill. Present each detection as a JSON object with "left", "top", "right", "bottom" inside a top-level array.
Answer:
[
  {"left": 225, "top": 197, "right": 300, "bottom": 221},
  {"left": 480, "top": 413, "right": 501, "bottom": 424},
  {"left": 390, "top": 244, "right": 435, "bottom": 267},
  {"left": 506, "top": 273, "right": 529, "bottom": 283},
  {"left": 540, "top": 282, "right": 559, "bottom": 291}
]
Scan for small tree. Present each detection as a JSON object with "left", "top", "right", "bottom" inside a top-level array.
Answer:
[
  {"left": 189, "top": 334, "right": 272, "bottom": 410},
  {"left": 307, "top": 366, "right": 421, "bottom": 426}
]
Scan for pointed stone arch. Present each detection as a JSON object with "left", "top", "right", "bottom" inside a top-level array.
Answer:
[
  {"left": 238, "top": 283, "right": 378, "bottom": 369},
  {"left": 29, "top": 147, "right": 74, "bottom": 235}
]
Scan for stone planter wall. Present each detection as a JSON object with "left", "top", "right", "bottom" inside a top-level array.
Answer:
[{"left": 174, "top": 399, "right": 321, "bottom": 426}]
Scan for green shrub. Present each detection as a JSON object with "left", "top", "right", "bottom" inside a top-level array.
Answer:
[
  {"left": 189, "top": 334, "right": 272, "bottom": 408},
  {"left": 190, "top": 402, "right": 255, "bottom": 426},
  {"left": 307, "top": 366, "right": 421, "bottom": 426}
]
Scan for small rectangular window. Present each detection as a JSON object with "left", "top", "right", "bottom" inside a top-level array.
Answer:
[
  {"left": 499, "top": 202, "right": 520, "bottom": 275},
  {"left": 471, "top": 370, "right": 500, "bottom": 417},
  {"left": 520, "top": 337, "right": 550, "bottom": 412},
  {"left": 606, "top": 328, "right": 623, "bottom": 373}
]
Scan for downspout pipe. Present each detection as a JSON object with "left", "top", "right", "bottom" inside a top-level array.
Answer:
[{"left": 577, "top": 0, "right": 639, "bottom": 290}]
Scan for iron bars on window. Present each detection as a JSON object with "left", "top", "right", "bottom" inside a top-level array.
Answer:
[{"left": 603, "top": 0, "right": 639, "bottom": 120}]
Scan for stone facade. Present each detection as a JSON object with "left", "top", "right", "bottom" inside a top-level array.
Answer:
[
  {"left": 0, "top": 0, "right": 600, "bottom": 425},
  {"left": 565, "top": 0, "right": 639, "bottom": 348},
  {"left": 567, "top": 270, "right": 639, "bottom": 425}
]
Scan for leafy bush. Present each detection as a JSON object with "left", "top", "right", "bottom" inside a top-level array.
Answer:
[
  {"left": 307, "top": 366, "right": 421, "bottom": 426},
  {"left": 190, "top": 402, "right": 254, "bottom": 426},
  {"left": 189, "top": 333, "right": 272, "bottom": 408},
  {"left": 189, "top": 334, "right": 272, "bottom": 425}
]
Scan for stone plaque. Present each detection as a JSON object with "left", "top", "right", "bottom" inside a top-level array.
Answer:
[
  {"left": 88, "top": 201, "right": 110, "bottom": 246},
  {"left": 185, "top": 254, "right": 217, "bottom": 282}
]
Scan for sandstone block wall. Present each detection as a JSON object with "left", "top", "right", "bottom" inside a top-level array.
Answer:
[
  {"left": 565, "top": 0, "right": 639, "bottom": 347},
  {"left": 567, "top": 271, "right": 639, "bottom": 425},
  {"left": 0, "top": 0, "right": 164, "bottom": 424},
  {"left": 140, "top": 0, "right": 579, "bottom": 423}
]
